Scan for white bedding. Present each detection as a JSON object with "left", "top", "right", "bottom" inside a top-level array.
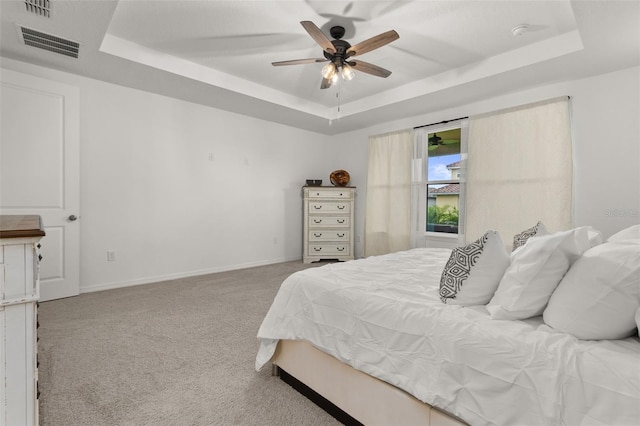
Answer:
[{"left": 256, "top": 248, "right": 640, "bottom": 425}]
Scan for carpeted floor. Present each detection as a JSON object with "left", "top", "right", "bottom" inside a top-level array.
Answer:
[{"left": 37, "top": 260, "right": 341, "bottom": 426}]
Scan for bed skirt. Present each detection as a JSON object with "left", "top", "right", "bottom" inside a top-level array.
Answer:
[{"left": 271, "top": 340, "right": 467, "bottom": 426}]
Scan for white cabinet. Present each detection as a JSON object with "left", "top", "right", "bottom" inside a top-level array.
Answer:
[
  {"left": 0, "top": 215, "right": 44, "bottom": 426},
  {"left": 303, "top": 187, "right": 355, "bottom": 264}
]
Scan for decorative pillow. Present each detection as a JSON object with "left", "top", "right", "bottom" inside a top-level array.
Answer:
[
  {"left": 543, "top": 242, "right": 640, "bottom": 340},
  {"left": 512, "top": 221, "right": 548, "bottom": 251},
  {"left": 607, "top": 224, "right": 640, "bottom": 245},
  {"left": 487, "top": 227, "right": 592, "bottom": 320},
  {"left": 586, "top": 226, "right": 604, "bottom": 247},
  {"left": 439, "top": 230, "right": 510, "bottom": 306}
]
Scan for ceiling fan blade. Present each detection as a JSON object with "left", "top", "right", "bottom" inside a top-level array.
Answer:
[
  {"left": 320, "top": 77, "right": 332, "bottom": 89},
  {"left": 272, "top": 58, "right": 328, "bottom": 66},
  {"left": 300, "top": 21, "right": 336, "bottom": 54},
  {"left": 350, "top": 60, "right": 392, "bottom": 78},
  {"left": 346, "top": 30, "right": 399, "bottom": 57}
]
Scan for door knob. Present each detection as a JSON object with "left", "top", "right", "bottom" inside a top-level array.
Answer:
[{"left": 68, "top": 215, "right": 78, "bottom": 221}]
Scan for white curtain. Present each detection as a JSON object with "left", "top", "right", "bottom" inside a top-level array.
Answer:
[
  {"left": 364, "top": 130, "right": 413, "bottom": 256},
  {"left": 465, "top": 97, "right": 573, "bottom": 246}
]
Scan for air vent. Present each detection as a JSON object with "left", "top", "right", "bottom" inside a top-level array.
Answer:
[
  {"left": 18, "top": 26, "right": 79, "bottom": 58},
  {"left": 24, "top": 0, "right": 50, "bottom": 18}
]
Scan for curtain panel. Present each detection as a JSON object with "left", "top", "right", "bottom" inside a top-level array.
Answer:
[
  {"left": 364, "top": 130, "right": 413, "bottom": 256},
  {"left": 465, "top": 97, "right": 573, "bottom": 246}
]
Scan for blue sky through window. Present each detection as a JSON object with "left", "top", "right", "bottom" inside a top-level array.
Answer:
[{"left": 428, "top": 154, "right": 461, "bottom": 181}]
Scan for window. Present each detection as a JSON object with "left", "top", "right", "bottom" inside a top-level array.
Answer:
[
  {"left": 426, "top": 129, "right": 461, "bottom": 234},
  {"left": 412, "top": 120, "right": 468, "bottom": 247}
]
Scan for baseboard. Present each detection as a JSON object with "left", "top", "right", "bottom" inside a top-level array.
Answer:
[{"left": 80, "top": 256, "right": 302, "bottom": 294}]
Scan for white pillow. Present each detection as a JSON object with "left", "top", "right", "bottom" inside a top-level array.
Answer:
[
  {"left": 607, "top": 224, "right": 640, "bottom": 245},
  {"left": 543, "top": 242, "right": 640, "bottom": 340},
  {"left": 487, "top": 227, "right": 592, "bottom": 320},
  {"left": 586, "top": 226, "right": 604, "bottom": 247},
  {"left": 512, "top": 221, "right": 548, "bottom": 251},
  {"left": 439, "top": 230, "right": 510, "bottom": 306}
]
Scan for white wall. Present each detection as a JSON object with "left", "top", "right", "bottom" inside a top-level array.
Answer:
[
  {"left": 1, "top": 58, "right": 338, "bottom": 293},
  {"left": 3, "top": 58, "right": 638, "bottom": 290},
  {"left": 329, "top": 66, "right": 640, "bottom": 258}
]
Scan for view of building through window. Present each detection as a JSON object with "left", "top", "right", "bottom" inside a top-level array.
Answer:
[{"left": 426, "top": 128, "right": 461, "bottom": 234}]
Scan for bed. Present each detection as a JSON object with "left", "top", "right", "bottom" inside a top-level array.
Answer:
[{"left": 256, "top": 226, "right": 640, "bottom": 425}]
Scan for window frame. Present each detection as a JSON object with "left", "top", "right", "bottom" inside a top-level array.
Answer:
[{"left": 412, "top": 120, "right": 468, "bottom": 248}]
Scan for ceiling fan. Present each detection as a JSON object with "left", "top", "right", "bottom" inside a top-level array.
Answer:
[
  {"left": 428, "top": 132, "right": 461, "bottom": 153},
  {"left": 429, "top": 133, "right": 442, "bottom": 146},
  {"left": 272, "top": 21, "right": 399, "bottom": 89}
]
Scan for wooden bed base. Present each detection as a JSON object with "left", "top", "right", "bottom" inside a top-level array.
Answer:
[{"left": 271, "top": 340, "right": 467, "bottom": 426}]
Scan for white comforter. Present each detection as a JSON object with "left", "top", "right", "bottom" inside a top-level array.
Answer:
[{"left": 256, "top": 248, "right": 640, "bottom": 426}]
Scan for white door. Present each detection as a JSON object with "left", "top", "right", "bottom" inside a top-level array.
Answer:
[{"left": 0, "top": 69, "right": 80, "bottom": 301}]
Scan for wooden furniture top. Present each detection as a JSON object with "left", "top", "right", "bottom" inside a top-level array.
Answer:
[
  {"left": 0, "top": 215, "right": 45, "bottom": 239},
  {"left": 303, "top": 185, "right": 356, "bottom": 188}
]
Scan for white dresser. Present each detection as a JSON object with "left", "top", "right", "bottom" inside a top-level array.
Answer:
[
  {"left": 0, "top": 215, "right": 44, "bottom": 426},
  {"left": 303, "top": 186, "right": 355, "bottom": 264}
]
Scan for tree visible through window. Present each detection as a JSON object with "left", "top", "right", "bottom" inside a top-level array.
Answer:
[{"left": 426, "top": 129, "right": 461, "bottom": 234}]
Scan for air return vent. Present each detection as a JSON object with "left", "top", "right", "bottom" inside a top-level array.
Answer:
[
  {"left": 18, "top": 26, "right": 79, "bottom": 58},
  {"left": 24, "top": 0, "right": 50, "bottom": 18}
]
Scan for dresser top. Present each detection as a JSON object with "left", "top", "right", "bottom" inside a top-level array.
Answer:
[
  {"left": 303, "top": 185, "right": 356, "bottom": 188},
  {"left": 0, "top": 215, "right": 45, "bottom": 239}
]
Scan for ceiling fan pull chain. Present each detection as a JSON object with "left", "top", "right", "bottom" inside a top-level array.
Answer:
[{"left": 336, "top": 82, "right": 342, "bottom": 116}]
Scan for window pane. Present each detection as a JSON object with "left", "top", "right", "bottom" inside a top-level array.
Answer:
[
  {"left": 427, "top": 184, "right": 459, "bottom": 233},
  {"left": 426, "top": 128, "right": 461, "bottom": 182},
  {"left": 427, "top": 154, "right": 461, "bottom": 182}
]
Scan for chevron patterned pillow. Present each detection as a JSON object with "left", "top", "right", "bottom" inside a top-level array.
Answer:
[
  {"left": 439, "top": 230, "right": 510, "bottom": 305},
  {"left": 512, "top": 221, "right": 548, "bottom": 251}
]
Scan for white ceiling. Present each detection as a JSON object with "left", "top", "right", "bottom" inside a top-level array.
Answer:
[{"left": 1, "top": 1, "right": 638, "bottom": 135}]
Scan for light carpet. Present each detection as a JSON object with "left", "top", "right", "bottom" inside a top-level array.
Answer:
[{"left": 37, "top": 260, "right": 341, "bottom": 426}]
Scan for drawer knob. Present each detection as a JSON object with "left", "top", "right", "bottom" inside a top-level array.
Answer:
[
  {"left": 314, "top": 233, "right": 322, "bottom": 237},
  {"left": 337, "top": 233, "right": 345, "bottom": 238},
  {"left": 337, "top": 219, "right": 345, "bottom": 224},
  {"left": 314, "top": 205, "right": 322, "bottom": 209},
  {"left": 337, "top": 247, "right": 345, "bottom": 252},
  {"left": 337, "top": 205, "right": 345, "bottom": 209},
  {"left": 314, "top": 247, "right": 322, "bottom": 252},
  {"left": 314, "top": 219, "right": 322, "bottom": 224},
  {"left": 38, "top": 254, "right": 43, "bottom": 261}
]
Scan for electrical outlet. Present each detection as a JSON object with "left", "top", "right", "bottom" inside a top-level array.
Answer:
[{"left": 107, "top": 250, "right": 116, "bottom": 261}]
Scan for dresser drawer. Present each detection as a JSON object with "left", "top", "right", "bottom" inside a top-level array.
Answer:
[
  {"left": 308, "top": 216, "right": 350, "bottom": 227},
  {"left": 309, "top": 230, "right": 350, "bottom": 241},
  {"left": 306, "top": 189, "right": 352, "bottom": 199},
  {"left": 308, "top": 244, "right": 350, "bottom": 256},
  {"left": 308, "top": 202, "right": 350, "bottom": 213}
]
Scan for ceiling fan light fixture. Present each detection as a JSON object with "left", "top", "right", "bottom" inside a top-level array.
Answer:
[
  {"left": 341, "top": 63, "right": 355, "bottom": 81},
  {"left": 321, "top": 62, "right": 337, "bottom": 79},
  {"left": 276, "top": 21, "right": 399, "bottom": 90}
]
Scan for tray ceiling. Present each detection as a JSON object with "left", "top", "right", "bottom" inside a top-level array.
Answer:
[{"left": 1, "top": 1, "right": 638, "bottom": 134}]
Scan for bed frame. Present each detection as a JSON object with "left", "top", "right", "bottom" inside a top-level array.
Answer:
[{"left": 271, "top": 340, "right": 467, "bottom": 426}]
